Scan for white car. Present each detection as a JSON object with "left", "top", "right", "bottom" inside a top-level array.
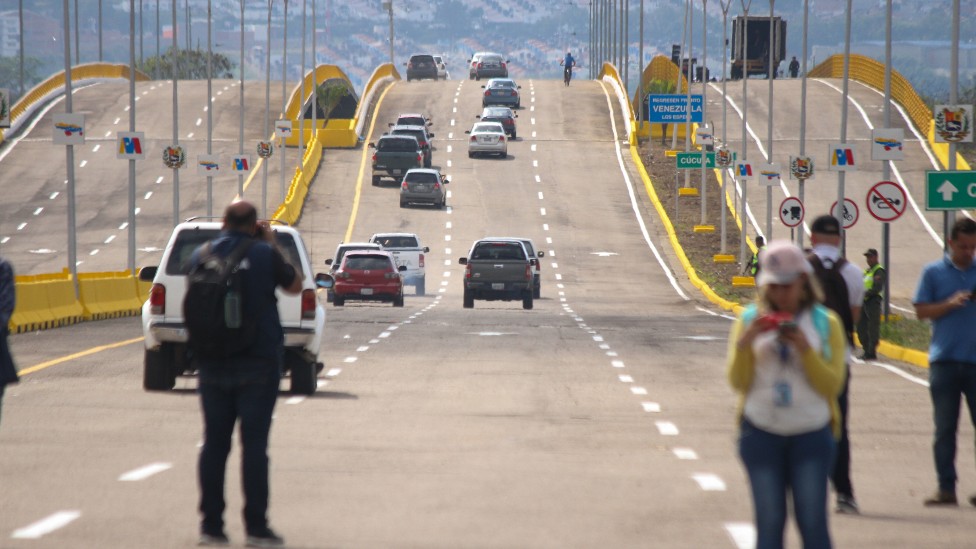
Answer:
[
  {"left": 368, "top": 232, "right": 429, "bottom": 295},
  {"left": 433, "top": 54, "right": 448, "bottom": 80},
  {"left": 138, "top": 219, "right": 328, "bottom": 394},
  {"left": 465, "top": 121, "right": 508, "bottom": 158}
]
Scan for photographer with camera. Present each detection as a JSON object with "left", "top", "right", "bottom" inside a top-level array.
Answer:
[{"left": 727, "top": 240, "right": 847, "bottom": 549}]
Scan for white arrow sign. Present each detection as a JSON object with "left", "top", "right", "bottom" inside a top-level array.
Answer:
[{"left": 938, "top": 181, "right": 959, "bottom": 201}]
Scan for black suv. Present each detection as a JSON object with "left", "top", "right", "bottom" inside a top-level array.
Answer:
[
  {"left": 389, "top": 124, "right": 434, "bottom": 167},
  {"left": 405, "top": 54, "right": 438, "bottom": 82}
]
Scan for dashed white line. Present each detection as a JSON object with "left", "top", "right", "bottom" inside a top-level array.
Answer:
[
  {"left": 33, "top": 208, "right": 43, "bottom": 216},
  {"left": 92, "top": 144, "right": 100, "bottom": 153},
  {"left": 641, "top": 402, "right": 661, "bottom": 412},
  {"left": 343, "top": 357, "right": 358, "bottom": 363},
  {"left": 531, "top": 144, "right": 537, "bottom": 152},
  {"left": 532, "top": 131, "right": 537, "bottom": 138},
  {"left": 540, "top": 208, "right": 546, "bottom": 216},
  {"left": 611, "top": 360, "right": 625, "bottom": 368},
  {"left": 89, "top": 249, "right": 99, "bottom": 256},
  {"left": 655, "top": 421, "right": 679, "bottom": 435},
  {"left": 356, "top": 346, "right": 369, "bottom": 352},
  {"left": 196, "top": 118, "right": 203, "bottom": 126},
  {"left": 618, "top": 375, "right": 634, "bottom": 383},
  {"left": 144, "top": 192, "right": 153, "bottom": 199},
  {"left": 104, "top": 130, "right": 112, "bottom": 138},
  {"left": 286, "top": 396, "right": 305, "bottom": 405},
  {"left": 78, "top": 160, "right": 87, "bottom": 168},
  {"left": 673, "top": 448, "right": 699, "bottom": 460},
  {"left": 692, "top": 473, "right": 727, "bottom": 491},
  {"left": 543, "top": 223, "right": 549, "bottom": 231},
  {"left": 444, "top": 259, "right": 451, "bottom": 266},
  {"left": 12, "top": 511, "right": 82, "bottom": 539},
  {"left": 17, "top": 223, "right": 27, "bottom": 231},
  {"left": 447, "top": 145, "right": 453, "bottom": 153},
  {"left": 104, "top": 235, "right": 116, "bottom": 244},
  {"left": 118, "top": 462, "right": 172, "bottom": 481},
  {"left": 631, "top": 387, "right": 648, "bottom": 396},
  {"left": 535, "top": 175, "right": 541, "bottom": 183},
  {"left": 532, "top": 160, "right": 538, "bottom": 167},
  {"left": 379, "top": 332, "right": 391, "bottom": 338},
  {"left": 551, "top": 262, "right": 558, "bottom": 269},
  {"left": 538, "top": 192, "right": 544, "bottom": 200},
  {"left": 50, "top": 192, "right": 59, "bottom": 199},
  {"left": 445, "top": 235, "right": 451, "bottom": 241},
  {"left": 113, "top": 117, "right": 121, "bottom": 124},
  {"left": 593, "top": 335, "right": 603, "bottom": 342},
  {"left": 724, "top": 523, "right": 756, "bottom": 549},
  {"left": 325, "top": 368, "right": 341, "bottom": 377}
]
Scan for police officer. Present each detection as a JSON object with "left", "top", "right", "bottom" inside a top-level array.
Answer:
[
  {"left": 857, "top": 248, "right": 886, "bottom": 360},
  {"left": 744, "top": 236, "right": 766, "bottom": 277}
]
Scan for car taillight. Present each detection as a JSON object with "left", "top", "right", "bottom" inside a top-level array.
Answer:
[
  {"left": 301, "top": 289, "right": 316, "bottom": 320},
  {"left": 504, "top": 119, "right": 513, "bottom": 125},
  {"left": 525, "top": 264, "right": 532, "bottom": 281},
  {"left": 470, "top": 136, "right": 477, "bottom": 141},
  {"left": 417, "top": 154, "right": 423, "bottom": 163},
  {"left": 484, "top": 90, "right": 491, "bottom": 97},
  {"left": 499, "top": 135, "right": 505, "bottom": 142},
  {"left": 408, "top": 62, "right": 414, "bottom": 69},
  {"left": 501, "top": 62, "right": 507, "bottom": 69},
  {"left": 464, "top": 264, "right": 472, "bottom": 279},
  {"left": 149, "top": 284, "right": 165, "bottom": 315},
  {"left": 401, "top": 181, "right": 409, "bottom": 190},
  {"left": 433, "top": 182, "right": 441, "bottom": 190},
  {"left": 478, "top": 62, "right": 483, "bottom": 68},
  {"left": 419, "top": 254, "right": 425, "bottom": 268},
  {"left": 372, "top": 153, "right": 377, "bottom": 163}
]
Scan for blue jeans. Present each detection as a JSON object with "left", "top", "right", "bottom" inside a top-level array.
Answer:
[
  {"left": 739, "top": 419, "right": 836, "bottom": 549},
  {"left": 198, "top": 368, "right": 280, "bottom": 536},
  {"left": 929, "top": 361, "right": 976, "bottom": 492}
]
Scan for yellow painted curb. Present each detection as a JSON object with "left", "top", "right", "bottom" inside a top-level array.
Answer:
[
  {"left": 678, "top": 188, "right": 699, "bottom": 197},
  {"left": 693, "top": 225, "right": 715, "bottom": 233},
  {"left": 713, "top": 254, "right": 736, "bottom": 264},
  {"left": 732, "top": 276, "right": 756, "bottom": 288}
]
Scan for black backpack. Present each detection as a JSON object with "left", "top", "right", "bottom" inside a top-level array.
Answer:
[
  {"left": 808, "top": 254, "right": 854, "bottom": 345},
  {"left": 183, "top": 239, "right": 258, "bottom": 360}
]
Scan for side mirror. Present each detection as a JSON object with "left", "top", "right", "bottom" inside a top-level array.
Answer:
[
  {"left": 423, "top": 247, "right": 430, "bottom": 253},
  {"left": 368, "top": 142, "right": 376, "bottom": 148},
  {"left": 398, "top": 265, "right": 408, "bottom": 272},
  {"left": 458, "top": 258, "right": 468, "bottom": 265},
  {"left": 138, "top": 266, "right": 158, "bottom": 282},
  {"left": 314, "top": 273, "right": 335, "bottom": 289},
  {"left": 529, "top": 259, "right": 538, "bottom": 266},
  {"left": 464, "top": 130, "right": 471, "bottom": 134},
  {"left": 481, "top": 85, "right": 486, "bottom": 89},
  {"left": 537, "top": 251, "right": 544, "bottom": 258},
  {"left": 443, "top": 176, "right": 451, "bottom": 184},
  {"left": 388, "top": 122, "right": 395, "bottom": 127},
  {"left": 324, "top": 258, "right": 334, "bottom": 266},
  {"left": 475, "top": 115, "right": 482, "bottom": 119}
]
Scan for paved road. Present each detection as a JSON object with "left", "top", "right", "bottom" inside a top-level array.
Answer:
[{"left": 0, "top": 77, "right": 973, "bottom": 547}]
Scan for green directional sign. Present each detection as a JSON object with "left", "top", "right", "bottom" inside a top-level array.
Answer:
[
  {"left": 676, "top": 152, "right": 716, "bottom": 169},
  {"left": 926, "top": 170, "right": 976, "bottom": 210}
]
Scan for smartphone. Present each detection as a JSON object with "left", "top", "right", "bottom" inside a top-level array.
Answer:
[{"left": 778, "top": 320, "right": 798, "bottom": 333}]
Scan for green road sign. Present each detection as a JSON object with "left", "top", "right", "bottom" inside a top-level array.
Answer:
[
  {"left": 676, "top": 152, "right": 715, "bottom": 169},
  {"left": 925, "top": 171, "right": 976, "bottom": 210}
]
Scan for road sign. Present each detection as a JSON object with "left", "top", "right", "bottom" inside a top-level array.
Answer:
[
  {"left": 676, "top": 151, "right": 717, "bottom": 169},
  {"left": 196, "top": 154, "right": 221, "bottom": 176},
  {"left": 866, "top": 181, "right": 907, "bottom": 222},
  {"left": 871, "top": 128, "right": 904, "bottom": 161},
  {"left": 736, "top": 162, "right": 755, "bottom": 180},
  {"left": 274, "top": 119, "right": 292, "bottom": 138},
  {"left": 757, "top": 163, "right": 782, "bottom": 186},
  {"left": 789, "top": 155, "right": 814, "bottom": 180},
  {"left": 116, "top": 132, "right": 145, "bottom": 160},
  {"left": 830, "top": 198, "right": 859, "bottom": 229},
  {"left": 934, "top": 105, "right": 973, "bottom": 143},
  {"left": 53, "top": 113, "right": 86, "bottom": 145},
  {"left": 779, "top": 197, "right": 804, "bottom": 228},
  {"left": 646, "top": 94, "right": 703, "bottom": 123},
  {"left": 926, "top": 170, "right": 976, "bottom": 210},
  {"left": 827, "top": 142, "right": 857, "bottom": 172}
]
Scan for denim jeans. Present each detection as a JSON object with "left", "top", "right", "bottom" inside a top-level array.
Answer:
[
  {"left": 198, "top": 368, "right": 280, "bottom": 536},
  {"left": 739, "top": 419, "right": 836, "bottom": 549},
  {"left": 929, "top": 361, "right": 976, "bottom": 492}
]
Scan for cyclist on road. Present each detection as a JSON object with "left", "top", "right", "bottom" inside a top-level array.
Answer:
[{"left": 560, "top": 51, "right": 576, "bottom": 86}]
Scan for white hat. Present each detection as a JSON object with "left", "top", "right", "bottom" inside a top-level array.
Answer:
[{"left": 756, "top": 240, "right": 813, "bottom": 286}]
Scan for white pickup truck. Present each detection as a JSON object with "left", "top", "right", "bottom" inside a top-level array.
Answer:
[{"left": 368, "top": 232, "right": 429, "bottom": 295}]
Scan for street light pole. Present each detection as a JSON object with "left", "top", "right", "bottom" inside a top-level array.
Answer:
[
  {"left": 127, "top": 0, "right": 136, "bottom": 273},
  {"left": 719, "top": 0, "right": 731, "bottom": 254},
  {"left": 171, "top": 0, "right": 181, "bottom": 226},
  {"left": 739, "top": 0, "right": 752, "bottom": 267},
  {"left": 63, "top": 0, "right": 79, "bottom": 294},
  {"left": 238, "top": 0, "right": 245, "bottom": 198},
  {"left": 281, "top": 0, "right": 288, "bottom": 203},
  {"left": 386, "top": 1, "right": 394, "bottom": 67},
  {"left": 206, "top": 0, "right": 213, "bottom": 217},
  {"left": 765, "top": 0, "right": 775, "bottom": 240}
]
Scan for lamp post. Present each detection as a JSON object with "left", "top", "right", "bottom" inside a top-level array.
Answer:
[
  {"left": 798, "top": 0, "right": 808, "bottom": 249},
  {"left": 280, "top": 0, "right": 288, "bottom": 203},
  {"left": 62, "top": 0, "right": 79, "bottom": 294},
  {"left": 171, "top": 0, "right": 181, "bottom": 226},
  {"left": 127, "top": 0, "right": 136, "bottom": 273},
  {"left": 738, "top": 0, "right": 752, "bottom": 268},
  {"left": 238, "top": 0, "right": 245, "bottom": 198},
  {"left": 719, "top": 0, "right": 731, "bottom": 254},
  {"left": 700, "top": 0, "right": 709, "bottom": 227},
  {"left": 765, "top": 0, "right": 775, "bottom": 240},
  {"left": 206, "top": 0, "right": 213, "bottom": 216},
  {"left": 263, "top": 0, "right": 273, "bottom": 217},
  {"left": 383, "top": 0, "right": 394, "bottom": 67}
]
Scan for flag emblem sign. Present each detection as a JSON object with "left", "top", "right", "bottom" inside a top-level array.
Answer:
[
  {"left": 232, "top": 155, "right": 252, "bottom": 173},
  {"left": 935, "top": 105, "right": 973, "bottom": 143},
  {"left": 116, "top": 132, "right": 145, "bottom": 160},
  {"left": 790, "top": 156, "right": 814, "bottom": 180},
  {"left": 758, "top": 164, "right": 781, "bottom": 186},
  {"left": 737, "top": 162, "right": 754, "bottom": 179},
  {"left": 828, "top": 143, "right": 856, "bottom": 172}
]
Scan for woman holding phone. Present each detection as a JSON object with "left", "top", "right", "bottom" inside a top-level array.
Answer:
[{"left": 726, "top": 240, "right": 848, "bottom": 549}]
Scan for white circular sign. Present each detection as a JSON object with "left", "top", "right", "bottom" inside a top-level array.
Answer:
[
  {"left": 779, "top": 197, "right": 805, "bottom": 228},
  {"left": 866, "top": 180, "right": 907, "bottom": 222},
  {"left": 830, "top": 198, "right": 859, "bottom": 229}
]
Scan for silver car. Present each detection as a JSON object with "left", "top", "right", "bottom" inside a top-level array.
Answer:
[
  {"left": 400, "top": 168, "right": 450, "bottom": 208},
  {"left": 465, "top": 122, "right": 508, "bottom": 158}
]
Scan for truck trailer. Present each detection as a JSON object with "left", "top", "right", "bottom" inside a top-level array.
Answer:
[{"left": 730, "top": 15, "right": 787, "bottom": 80}]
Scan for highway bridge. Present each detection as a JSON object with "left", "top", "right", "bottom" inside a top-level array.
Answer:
[{"left": 0, "top": 58, "right": 972, "bottom": 547}]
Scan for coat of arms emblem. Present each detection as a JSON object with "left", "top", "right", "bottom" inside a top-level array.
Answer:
[
  {"left": 163, "top": 145, "right": 186, "bottom": 169},
  {"left": 790, "top": 156, "right": 814, "bottom": 180},
  {"left": 935, "top": 106, "right": 972, "bottom": 143}
]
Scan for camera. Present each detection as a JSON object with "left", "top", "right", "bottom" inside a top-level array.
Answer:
[{"left": 778, "top": 319, "right": 797, "bottom": 333}]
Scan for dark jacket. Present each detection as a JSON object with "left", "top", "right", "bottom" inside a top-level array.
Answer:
[{"left": 0, "top": 258, "right": 18, "bottom": 386}]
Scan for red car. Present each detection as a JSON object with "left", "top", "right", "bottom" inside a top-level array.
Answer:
[{"left": 332, "top": 251, "right": 406, "bottom": 307}]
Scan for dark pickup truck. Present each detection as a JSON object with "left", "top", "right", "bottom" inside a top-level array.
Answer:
[
  {"left": 458, "top": 239, "right": 536, "bottom": 310},
  {"left": 369, "top": 135, "right": 424, "bottom": 186}
]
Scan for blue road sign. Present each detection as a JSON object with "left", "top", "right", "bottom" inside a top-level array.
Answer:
[{"left": 646, "top": 94, "right": 703, "bottom": 123}]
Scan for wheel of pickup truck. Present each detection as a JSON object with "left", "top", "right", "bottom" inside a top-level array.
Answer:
[
  {"left": 399, "top": 198, "right": 407, "bottom": 208},
  {"left": 393, "top": 293, "right": 404, "bottom": 307},
  {"left": 372, "top": 176, "right": 381, "bottom": 186},
  {"left": 143, "top": 344, "right": 177, "bottom": 391},
  {"left": 468, "top": 151, "right": 475, "bottom": 158},
  {"left": 511, "top": 131, "right": 517, "bottom": 140},
  {"left": 333, "top": 295, "right": 345, "bottom": 307},
  {"left": 522, "top": 291, "right": 533, "bottom": 310},
  {"left": 463, "top": 288, "right": 474, "bottom": 308},
  {"left": 287, "top": 352, "right": 317, "bottom": 395},
  {"left": 533, "top": 285, "right": 541, "bottom": 299},
  {"left": 416, "top": 278, "right": 425, "bottom": 296}
]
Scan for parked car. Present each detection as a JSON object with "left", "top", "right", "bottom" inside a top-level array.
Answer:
[
  {"left": 138, "top": 219, "right": 327, "bottom": 395},
  {"left": 477, "top": 107, "right": 518, "bottom": 139},
  {"left": 405, "top": 54, "right": 438, "bottom": 81},
  {"left": 467, "top": 52, "right": 491, "bottom": 79},
  {"left": 389, "top": 124, "right": 434, "bottom": 168},
  {"left": 391, "top": 112, "right": 433, "bottom": 129},
  {"left": 433, "top": 54, "right": 448, "bottom": 79},
  {"left": 332, "top": 250, "right": 405, "bottom": 307},
  {"left": 324, "top": 242, "right": 382, "bottom": 301},
  {"left": 369, "top": 134, "right": 424, "bottom": 185},
  {"left": 400, "top": 168, "right": 450, "bottom": 209},
  {"left": 465, "top": 122, "right": 508, "bottom": 158},
  {"left": 482, "top": 78, "right": 521, "bottom": 108},
  {"left": 474, "top": 54, "right": 509, "bottom": 80}
]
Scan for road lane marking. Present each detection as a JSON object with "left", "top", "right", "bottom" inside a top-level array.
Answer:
[
  {"left": 631, "top": 387, "right": 648, "bottom": 395},
  {"left": 357, "top": 346, "right": 369, "bottom": 352},
  {"left": 533, "top": 160, "right": 538, "bottom": 167},
  {"left": 18, "top": 337, "right": 143, "bottom": 376},
  {"left": 286, "top": 396, "right": 305, "bottom": 405},
  {"left": 447, "top": 145, "right": 453, "bottom": 153},
  {"left": 33, "top": 208, "right": 43, "bottom": 215},
  {"left": 535, "top": 175, "right": 541, "bottom": 183},
  {"left": 543, "top": 223, "right": 549, "bottom": 230},
  {"left": 692, "top": 473, "right": 726, "bottom": 491},
  {"left": 92, "top": 144, "right": 100, "bottom": 152},
  {"left": 144, "top": 192, "right": 152, "bottom": 199},
  {"left": 724, "top": 523, "right": 756, "bottom": 549},
  {"left": 78, "top": 160, "right": 87, "bottom": 168},
  {"left": 538, "top": 192, "right": 544, "bottom": 200},
  {"left": 618, "top": 375, "right": 633, "bottom": 383},
  {"left": 540, "top": 208, "right": 546, "bottom": 216},
  {"left": 611, "top": 360, "right": 625, "bottom": 368},
  {"left": 655, "top": 421, "right": 679, "bottom": 435},
  {"left": 104, "top": 235, "right": 116, "bottom": 244},
  {"left": 326, "top": 368, "right": 341, "bottom": 377},
  {"left": 641, "top": 402, "right": 661, "bottom": 412},
  {"left": 118, "top": 462, "right": 172, "bottom": 481},
  {"left": 12, "top": 511, "right": 81, "bottom": 539},
  {"left": 550, "top": 262, "right": 558, "bottom": 269},
  {"left": 50, "top": 192, "right": 59, "bottom": 199},
  {"left": 343, "top": 357, "right": 357, "bottom": 363},
  {"left": 379, "top": 332, "right": 391, "bottom": 338},
  {"left": 532, "top": 131, "right": 537, "bottom": 138},
  {"left": 673, "top": 448, "right": 698, "bottom": 460}
]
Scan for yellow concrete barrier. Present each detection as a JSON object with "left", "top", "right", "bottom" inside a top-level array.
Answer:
[
  {"left": 10, "top": 277, "right": 52, "bottom": 333},
  {"left": 78, "top": 272, "right": 142, "bottom": 320}
]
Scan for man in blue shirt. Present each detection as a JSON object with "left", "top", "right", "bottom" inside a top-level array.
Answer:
[
  {"left": 192, "top": 201, "right": 302, "bottom": 547},
  {"left": 914, "top": 217, "right": 976, "bottom": 508},
  {"left": 561, "top": 51, "right": 576, "bottom": 85}
]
